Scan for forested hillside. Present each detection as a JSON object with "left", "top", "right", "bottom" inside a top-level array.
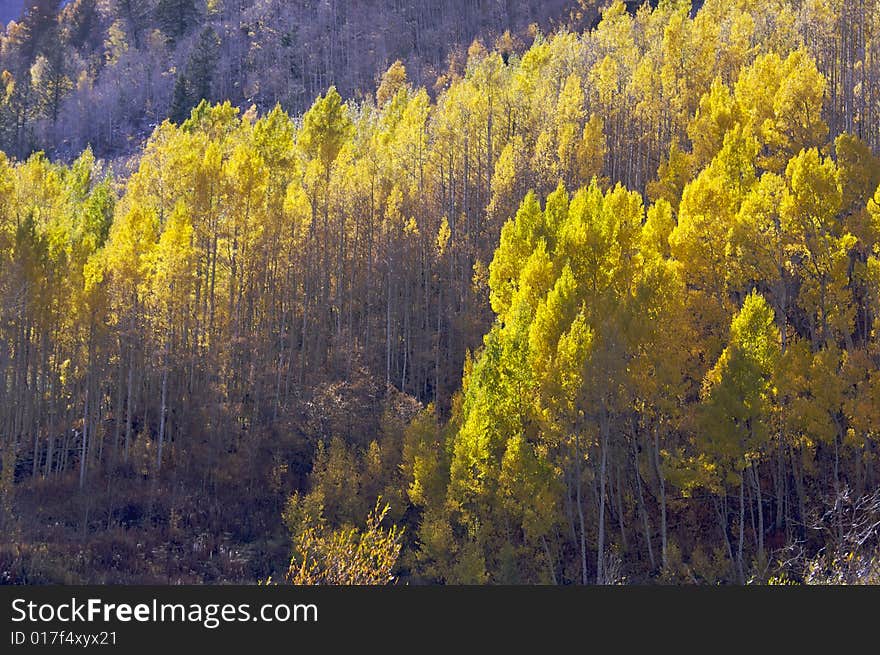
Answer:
[
  {"left": 2, "top": 0, "right": 880, "bottom": 585},
  {"left": 0, "top": 0, "right": 588, "bottom": 162}
]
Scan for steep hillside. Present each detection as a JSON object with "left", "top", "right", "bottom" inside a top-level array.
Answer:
[{"left": 2, "top": 0, "right": 879, "bottom": 586}]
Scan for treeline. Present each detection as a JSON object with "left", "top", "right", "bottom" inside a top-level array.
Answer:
[
  {"left": 0, "top": 0, "right": 587, "bottom": 161},
  {"left": 1, "top": 0, "right": 880, "bottom": 584}
]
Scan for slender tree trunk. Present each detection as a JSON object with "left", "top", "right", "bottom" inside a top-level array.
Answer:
[
  {"left": 753, "top": 462, "right": 764, "bottom": 562},
  {"left": 541, "top": 535, "right": 557, "bottom": 585},
  {"left": 616, "top": 462, "right": 626, "bottom": 552},
  {"left": 157, "top": 359, "right": 168, "bottom": 473},
  {"left": 574, "top": 432, "right": 588, "bottom": 585},
  {"left": 114, "top": 343, "right": 123, "bottom": 459},
  {"left": 833, "top": 433, "right": 843, "bottom": 542},
  {"left": 124, "top": 308, "right": 135, "bottom": 462},
  {"left": 597, "top": 410, "right": 609, "bottom": 585},
  {"left": 738, "top": 475, "right": 745, "bottom": 583},
  {"left": 633, "top": 435, "right": 655, "bottom": 571},
  {"left": 653, "top": 425, "right": 667, "bottom": 569},
  {"left": 80, "top": 385, "right": 89, "bottom": 491},
  {"left": 32, "top": 428, "right": 39, "bottom": 479},
  {"left": 715, "top": 493, "right": 734, "bottom": 577}
]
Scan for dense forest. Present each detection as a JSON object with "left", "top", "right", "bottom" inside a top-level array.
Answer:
[
  {"left": 0, "top": 0, "right": 592, "bottom": 162},
  {"left": 2, "top": 0, "right": 880, "bottom": 585}
]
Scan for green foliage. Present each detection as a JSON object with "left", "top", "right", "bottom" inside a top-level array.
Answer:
[
  {"left": 699, "top": 292, "right": 780, "bottom": 486},
  {"left": 169, "top": 27, "right": 221, "bottom": 123},
  {"left": 299, "top": 86, "right": 354, "bottom": 174}
]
